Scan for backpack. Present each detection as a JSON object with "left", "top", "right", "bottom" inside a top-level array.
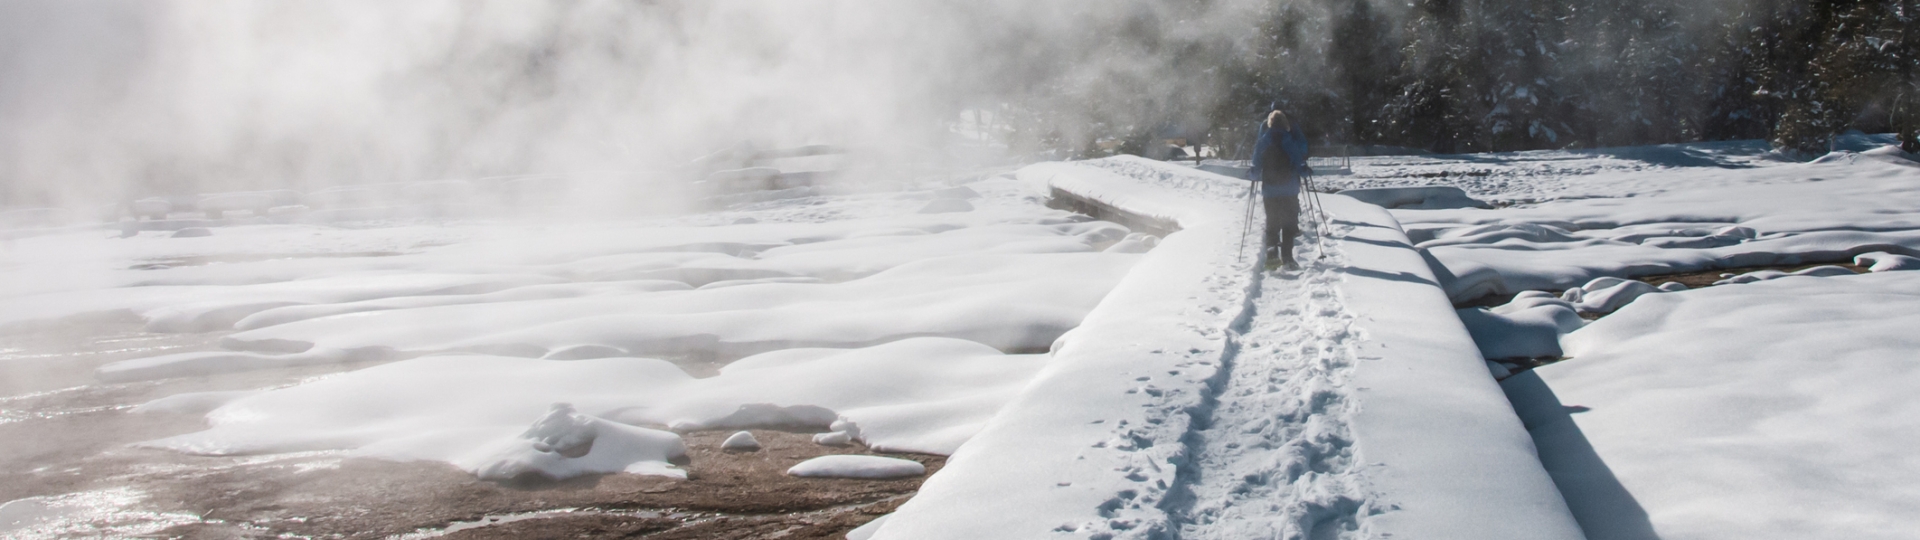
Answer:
[{"left": 1258, "top": 128, "right": 1302, "bottom": 180}]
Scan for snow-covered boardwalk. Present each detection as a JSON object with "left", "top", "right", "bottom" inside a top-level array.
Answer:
[{"left": 876, "top": 157, "right": 1582, "bottom": 539}]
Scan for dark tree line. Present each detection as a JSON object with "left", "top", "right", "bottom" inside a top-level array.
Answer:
[{"left": 972, "top": 0, "right": 1920, "bottom": 158}]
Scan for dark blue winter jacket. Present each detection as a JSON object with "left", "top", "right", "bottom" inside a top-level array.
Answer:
[{"left": 1248, "top": 123, "right": 1310, "bottom": 197}]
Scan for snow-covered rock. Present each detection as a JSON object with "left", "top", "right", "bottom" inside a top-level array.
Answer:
[
  {"left": 1574, "top": 279, "right": 1659, "bottom": 314},
  {"left": 720, "top": 431, "right": 761, "bottom": 451},
  {"left": 1101, "top": 232, "right": 1159, "bottom": 253},
  {"left": 786, "top": 455, "right": 924, "bottom": 479},
  {"left": 812, "top": 431, "right": 853, "bottom": 446},
  {"left": 1855, "top": 251, "right": 1920, "bottom": 272},
  {"left": 457, "top": 403, "right": 688, "bottom": 481}
]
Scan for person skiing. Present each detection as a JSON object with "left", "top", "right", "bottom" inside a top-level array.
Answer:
[{"left": 1247, "top": 105, "right": 1311, "bottom": 271}]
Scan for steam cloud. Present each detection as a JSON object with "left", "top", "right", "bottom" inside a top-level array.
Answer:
[
  {"left": 0, "top": 0, "right": 1022, "bottom": 209},
  {"left": 7, "top": 0, "right": 1894, "bottom": 211}
]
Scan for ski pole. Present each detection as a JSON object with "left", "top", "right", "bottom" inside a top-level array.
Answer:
[
  {"left": 1305, "top": 173, "right": 1332, "bottom": 259},
  {"left": 1236, "top": 176, "right": 1259, "bottom": 263}
]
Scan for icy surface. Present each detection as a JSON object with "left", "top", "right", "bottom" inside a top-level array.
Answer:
[{"left": 786, "top": 455, "right": 925, "bottom": 479}]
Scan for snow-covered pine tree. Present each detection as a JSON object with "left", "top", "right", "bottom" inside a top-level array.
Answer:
[
  {"left": 1327, "top": 0, "right": 1403, "bottom": 146},
  {"left": 1383, "top": 0, "right": 1484, "bottom": 153},
  {"left": 1473, "top": 0, "right": 1575, "bottom": 150}
]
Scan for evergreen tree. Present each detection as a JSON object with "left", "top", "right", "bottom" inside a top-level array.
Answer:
[
  {"left": 1700, "top": 2, "right": 1788, "bottom": 142},
  {"left": 1384, "top": 0, "right": 1483, "bottom": 153},
  {"left": 1328, "top": 0, "right": 1402, "bottom": 145},
  {"left": 1474, "top": 0, "right": 1575, "bottom": 149}
]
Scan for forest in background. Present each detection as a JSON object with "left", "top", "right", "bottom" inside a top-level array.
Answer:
[{"left": 977, "top": 0, "right": 1920, "bottom": 158}]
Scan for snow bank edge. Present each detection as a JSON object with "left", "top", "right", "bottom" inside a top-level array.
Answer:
[{"left": 1325, "top": 197, "right": 1586, "bottom": 539}]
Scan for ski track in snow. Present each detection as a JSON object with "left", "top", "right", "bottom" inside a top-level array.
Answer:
[{"left": 1167, "top": 206, "right": 1374, "bottom": 539}]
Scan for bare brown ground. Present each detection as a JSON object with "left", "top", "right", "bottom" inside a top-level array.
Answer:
[
  {"left": 0, "top": 320, "right": 929, "bottom": 539},
  {"left": 1635, "top": 261, "right": 1867, "bottom": 290}
]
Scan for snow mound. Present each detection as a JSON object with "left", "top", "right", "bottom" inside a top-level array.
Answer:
[
  {"left": 812, "top": 431, "right": 854, "bottom": 446},
  {"left": 1457, "top": 302, "right": 1582, "bottom": 360},
  {"left": 1855, "top": 251, "right": 1920, "bottom": 272},
  {"left": 720, "top": 431, "right": 760, "bottom": 451},
  {"left": 1572, "top": 278, "right": 1660, "bottom": 314},
  {"left": 456, "top": 403, "right": 687, "bottom": 481},
  {"left": 786, "top": 455, "right": 924, "bottom": 479},
  {"left": 1102, "top": 232, "right": 1160, "bottom": 253}
]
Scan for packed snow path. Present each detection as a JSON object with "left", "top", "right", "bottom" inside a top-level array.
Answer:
[
  {"left": 1169, "top": 221, "right": 1375, "bottom": 538},
  {"left": 876, "top": 157, "right": 1582, "bottom": 540}
]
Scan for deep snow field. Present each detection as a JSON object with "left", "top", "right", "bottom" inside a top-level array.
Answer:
[
  {"left": 3, "top": 134, "right": 1918, "bottom": 540},
  {"left": 1371, "top": 134, "right": 1920, "bottom": 540}
]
